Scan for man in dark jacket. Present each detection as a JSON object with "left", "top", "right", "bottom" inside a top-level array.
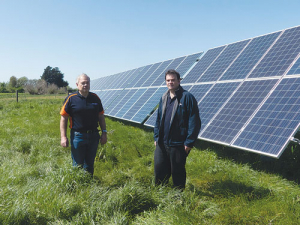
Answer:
[{"left": 154, "top": 69, "right": 201, "bottom": 189}]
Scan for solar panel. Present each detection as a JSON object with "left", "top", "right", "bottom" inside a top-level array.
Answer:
[
  {"left": 106, "top": 72, "right": 126, "bottom": 89},
  {"left": 123, "top": 88, "right": 157, "bottom": 120},
  {"left": 97, "top": 90, "right": 112, "bottom": 105},
  {"left": 249, "top": 26, "right": 300, "bottom": 78},
  {"left": 101, "top": 73, "right": 118, "bottom": 90},
  {"left": 102, "top": 89, "right": 123, "bottom": 111},
  {"left": 181, "top": 46, "right": 226, "bottom": 84},
  {"left": 113, "top": 70, "right": 135, "bottom": 89},
  {"left": 287, "top": 56, "right": 300, "bottom": 75},
  {"left": 104, "top": 89, "right": 128, "bottom": 115},
  {"left": 200, "top": 79, "right": 278, "bottom": 144},
  {"left": 233, "top": 77, "right": 300, "bottom": 157},
  {"left": 108, "top": 89, "right": 138, "bottom": 116},
  {"left": 144, "top": 108, "right": 158, "bottom": 127},
  {"left": 220, "top": 31, "right": 281, "bottom": 81},
  {"left": 128, "top": 64, "right": 152, "bottom": 88},
  {"left": 141, "top": 60, "right": 173, "bottom": 87},
  {"left": 133, "top": 63, "right": 162, "bottom": 88},
  {"left": 115, "top": 89, "right": 147, "bottom": 118},
  {"left": 119, "top": 67, "right": 144, "bottom": 88},
  {"left": 198, "top": 40, "right": 250, "bottom": 83},
  {"left": 196, "top": 82, "right": 240, "bottom": 131},
  {"left": 91, "top": 25, "right": 300, "bottom": 158},
  {"left": 131, "top": 87, "right": 168, "bottom": 123},
  {"left": 175, "top": 52, "right": 203, "bottom": 78}
]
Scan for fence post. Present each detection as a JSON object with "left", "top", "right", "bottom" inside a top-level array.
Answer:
[{"left": 16, "top": 90, "right": 18, "bottom": 102}]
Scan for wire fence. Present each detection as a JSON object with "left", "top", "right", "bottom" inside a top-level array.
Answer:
[{"left": 0, "top": 92, "right": 67, "bottom": 102}]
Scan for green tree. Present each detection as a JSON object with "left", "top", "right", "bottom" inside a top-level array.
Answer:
[
  {"left": 7, "top": 76, "right": 18, "bottom": 92},
  {"left": 17, "top": 76, "right": 28, "bottom": 87},
  {"left": 41, "top": 66, "right": 68, "bottom": 88},
  {"left": 0, "top": 82, "right": 8, "bottom": 93}
]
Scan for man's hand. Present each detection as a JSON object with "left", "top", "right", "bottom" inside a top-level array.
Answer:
[
  {"left": 100, "top": 132, "right": 107, "bottom": 145},
  {"left": 61, "top": 137, "right": 69, "bottom": 147},
  {"left": 184, "top": 146, "right": 191, "bottom": 155}
]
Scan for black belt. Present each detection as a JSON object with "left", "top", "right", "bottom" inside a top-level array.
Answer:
[{"left": 72, "top": 129, "right": 98, "bottom": 134}]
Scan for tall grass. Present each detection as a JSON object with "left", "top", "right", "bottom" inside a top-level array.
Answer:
[{"left": 1, "top": 96, "right": 300, "bottom": 224}]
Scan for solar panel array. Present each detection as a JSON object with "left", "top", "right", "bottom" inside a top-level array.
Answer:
[
  {"left": 91, "top": 25, "right": 300, "bottom": 158},
  {"left": 91, "top": 52, "right": 203, "bottom": 124}
]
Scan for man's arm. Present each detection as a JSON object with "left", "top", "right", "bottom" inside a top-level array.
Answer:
[
  {"left": 60, "top": 115, "right": 69, "bottom": 147},
  {"left": 99, "top": 114, "right": 107, "bottom": 145},
  {"left": 184, "top": 94, "right": 201, "bottom": 154}
]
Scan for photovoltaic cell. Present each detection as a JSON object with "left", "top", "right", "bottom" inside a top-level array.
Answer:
[
  {"left": 287, "top": 57, "right": 300, "bottom": 75},
  {"left": 175, "top": 52, "right": 203, "bottom": 78},
  {"left": 131, "top": 87, "right": 168, "bottom": 123},
  {"left": 123, "top": 88, "right": 157, "bottom": 120},
  {"left": 104, "top": 89, "right": 129, "bottom": 115},
  {"left": 196, "top": 82, "right": 240, "bottom": 131},
  {"left": 233, "top": 77, "right": 300, "bottom": 157},
  {"left": 133, "top": 63, "right": 162, "bottom": 88},
  {"left": 181, "top": 46, "right": 225, "bottom": 84},
  {"left": 141, "top": 60, "right": 173, "bottom": 87},
  {"left": 188, "top": 84, "right": 211, "bottom": 102},
  {"left": 144, "top": 109, "right": 158, "bottom": 127},
  {"left": 120, "top": 67, "right": 145, "bottom": 88},
  {"left": 249, "top": 26, "right": 300, "bottom": 78},
  {"left": 130, "top": 64, "right": 153, "bottom": 88},
  {"left": 109, "top": 89, "right": 138, "bottom": 116},
  {"left": 90, "top": 78, "right": 100, "bottom": 90},
  {"left": 96, "top": 90, "right": 111, "bottom": 109},
  {"left": 115, "top": 89, "right": 147, "bottom": 118},
  {"left": 109, "top": 71, "right": 128, "bottom": 89},
  {"left": 102, "top": 73, "right": 119, "bottom": 90},
  {"left": 114, "top": 70, "right": 136, "bottom": 89},
  {"left": 198, "top": 40, "right": 250, "bottom": 82},
  {"left": 200, "top": 79, "right": 278, "bottom": 144},
  {"left": 102, "top": 90, "right": 123, "bottom": 111},
  {"left": 220, "top": 32, "right": 281, "bottom": 81}
]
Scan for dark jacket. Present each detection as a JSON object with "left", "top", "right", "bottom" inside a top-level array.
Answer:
[{"left": 154, "top": 85, "right": 201, "bottom": 148}]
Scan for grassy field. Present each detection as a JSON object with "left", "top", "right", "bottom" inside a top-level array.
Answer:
[{"left": 1, "top": 96, "right": 300, "bottom": 224}]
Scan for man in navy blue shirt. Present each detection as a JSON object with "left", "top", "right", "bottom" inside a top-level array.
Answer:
[
  {"left": 60, "top": 73, "right": 107, "bottom": 175},
  {"left": 154, "top": 69, "right": 201, "bottom": 189}
]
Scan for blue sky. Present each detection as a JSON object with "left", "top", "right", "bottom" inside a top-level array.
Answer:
[{"left": 1, "top": 0, "right": 300, "bottom": 88}]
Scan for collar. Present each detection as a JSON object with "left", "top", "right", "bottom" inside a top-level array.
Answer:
[
  {"left": 168, "top": 85, "right": 183, "bottom": 98},
  {"left": 77, "top": 91, "right": 90, "bottom": 98}
]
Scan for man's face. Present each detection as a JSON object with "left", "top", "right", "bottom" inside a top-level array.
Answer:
[
  {"left": 76, "top": 76, "right": 90, "bottom": 93},
  {"left": 165, "top": 74, "right": 180, "bottom": 91}
]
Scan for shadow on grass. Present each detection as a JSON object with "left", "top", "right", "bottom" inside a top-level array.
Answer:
[
  {"left": 188, "top": 179, "right": 272, "bottom": 201},
  {"left": 210, "top": 180, "right": 271, "bottom": 200}
]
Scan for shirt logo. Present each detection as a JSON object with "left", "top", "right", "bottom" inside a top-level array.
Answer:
[{"left": 91, "top": 103, "right": 98, "bottom": 105}]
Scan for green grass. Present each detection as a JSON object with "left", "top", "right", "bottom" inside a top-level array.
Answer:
[{"left": 1, "top": 96, "right": 300, "bottom": 224}]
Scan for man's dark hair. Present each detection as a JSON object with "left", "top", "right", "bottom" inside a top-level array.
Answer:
[{"left": 165, "top": 69, "right": 181, "bottom": 80}]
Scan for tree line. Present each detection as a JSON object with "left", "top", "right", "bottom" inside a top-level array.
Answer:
[{"left": 0, "top": 66, "right": 71, "bottom": 94}]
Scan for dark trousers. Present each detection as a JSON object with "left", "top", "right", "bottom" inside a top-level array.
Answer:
[{"left": 154, "top": 143, "right": 187, "bottom": 189}]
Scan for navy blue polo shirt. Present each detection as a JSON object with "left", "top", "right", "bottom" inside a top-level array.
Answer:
[
  {"left": 163, "top": 93, "right": 176, "bottom": 144},
  {"left": 60, "top": 91, "right": 104, "bottom": 131}
]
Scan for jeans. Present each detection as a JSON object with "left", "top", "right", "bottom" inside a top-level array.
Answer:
[
  {"left": 70, "top": 130, "right": 100, "bottom": 175},
  {"left": 154, "top": 143, "right": 187, "bottom": 189}
]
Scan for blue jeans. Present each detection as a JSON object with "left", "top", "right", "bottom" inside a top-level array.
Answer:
[{"left": 70, "top": 130, "right": 100, "bottom": 175}]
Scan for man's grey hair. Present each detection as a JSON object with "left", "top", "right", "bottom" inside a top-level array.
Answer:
[{"left": 76, "top": 73, "right": 90, "bottom": 84}]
